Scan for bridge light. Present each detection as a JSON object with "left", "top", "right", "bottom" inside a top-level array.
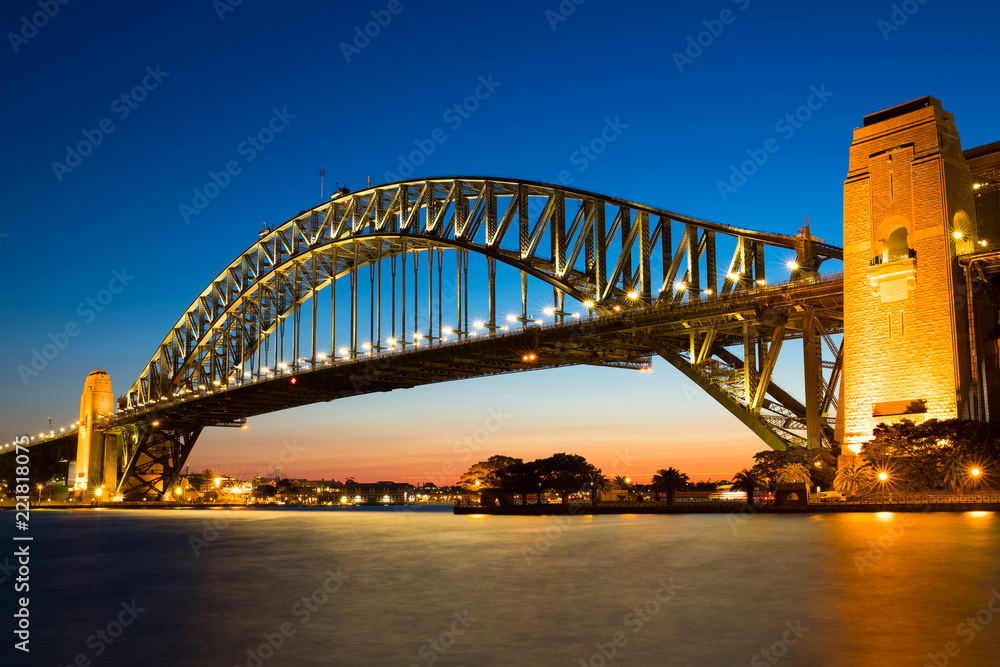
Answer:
[
  {"left": 543, "top": 307, "right": 555, "bottom": 316},
  {"left": 971, "top": 467, "right": 981, "bottom": 477},
  {"left": 756, "top": 279, "right": 766, "bottom": 286},
  {"left": 727, "top": 273, "right": 740, "bottom": 281},
  {"left": 94, "top": 487, "right": 103, "bottom": 498},
  {"left": 572, "top": 313, "right": 580, "bottom": 318},
  {"left": 473, "top": 321, "right": 484, "bottom": 328},
  {"left": 583, "top": 300, "right": 594, "bottom": 309},
  {"left": 675, "top": 282, "right": 686, "bottom": 291},
  {"left": 318, "top": 353, "right": 328, "bottom": 360},
  {"left": 979, "top": 240, "right": 988, "bottom": 247},
  {"left": 627, "top": 290, "right": 639, "bottom": 300},
  {"left": 705, "top": 289, "right": 713, "bottom": 295},
  {"left": 443, "top": 327, "right": 454, "bottom": 335},
  {"left": 241, "top": 423, "right": 248, "bottom": 430},
  {"left": 279, "top": 361, "right": 289, "bottom": 368},
  {"left": 362, "top": 343, "right": 371, "bottom": 350},
  {"left": 414, "top": 332, "right": 423, "bottom": 339},
  {"left": 954, "top": 231, "right": 963, "bottom": 239},
  {"left": 973, "top": 182, "right": 986, "bottom": 189},
  {"left": 213, "top": 380, "right": 221, "bottom": 385},
  {"left": 152, "top": 420, "right": 160, "bottom": 427},
  {"left": 338, "top": 347, "right": 349, "bottom": 355},
  {"left": 613, "top": 305, "right": 621, "bottom": 311},
  {"left": 786, "top": 260, "right": 798, "bottom": 270},
  {"left": 877, "top": 471, "right": 888, "bottom": 482},
  {"left": 290, "top": 377, "right": 297, "bottom": 385}
]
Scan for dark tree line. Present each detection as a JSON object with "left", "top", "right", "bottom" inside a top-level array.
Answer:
[
  {"left": 461, "top": 454, "right": 602, "bottom": 505},
  {"left": 862, "top": 419, "right": 1000, "bottom": 492}
]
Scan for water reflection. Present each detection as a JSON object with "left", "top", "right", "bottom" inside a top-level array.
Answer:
[{"left": 23, "top": 508, "right": 1000, "bottom": 666}]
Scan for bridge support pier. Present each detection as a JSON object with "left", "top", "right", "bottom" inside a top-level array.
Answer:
[{"left": 117, "top": 425, "right": 203, "bottom": 501}]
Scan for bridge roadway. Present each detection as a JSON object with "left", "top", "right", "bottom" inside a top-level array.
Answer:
[{"left": 13, "top": 272, "right": 843, "bottom": 464}]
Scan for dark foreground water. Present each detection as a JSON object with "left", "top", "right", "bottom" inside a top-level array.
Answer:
[{"left": 4, "top": 506, "right": 1000, "bottom": 666}]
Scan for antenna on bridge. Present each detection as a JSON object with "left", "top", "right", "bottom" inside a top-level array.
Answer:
[{"left": 320, "top": 166, "right": 324, "bottom": 201}]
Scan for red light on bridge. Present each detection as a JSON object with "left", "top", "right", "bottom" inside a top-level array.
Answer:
[{"left": 290, "top": 377, "right": 297, "bottom": 385}]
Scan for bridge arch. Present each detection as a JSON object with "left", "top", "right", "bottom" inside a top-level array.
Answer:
[{"left": 125, "top": 177, "right": 842, "bottom": 411}]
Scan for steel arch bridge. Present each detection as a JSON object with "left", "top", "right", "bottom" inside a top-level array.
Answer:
[{"left": 12, "top": 177, "right": 845, "bottom": 500}]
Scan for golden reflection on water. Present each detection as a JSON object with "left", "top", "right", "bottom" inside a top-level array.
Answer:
[{"left": 826, "top": 511, "right": 1000, "bottom": 666}]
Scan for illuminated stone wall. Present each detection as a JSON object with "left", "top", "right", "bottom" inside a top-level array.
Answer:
[{"left": 842, "top": 97, "right": 978, "bottom": 451}]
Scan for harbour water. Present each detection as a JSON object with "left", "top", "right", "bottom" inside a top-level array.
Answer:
[{"left": 9, "top": 506, "right": 1000, "bottom": 666}]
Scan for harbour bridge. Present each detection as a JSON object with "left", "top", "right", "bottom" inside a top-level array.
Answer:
[
  {"left": 7, "top": 176, "right": 846, "bottom": 500},
  {"left": 7, "top": 96, "right": 999, "bottom": 501}
]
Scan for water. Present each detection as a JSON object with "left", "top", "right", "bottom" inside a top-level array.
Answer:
[{"left": 6, "top": 507, "right": 1000, "bottom": 666}]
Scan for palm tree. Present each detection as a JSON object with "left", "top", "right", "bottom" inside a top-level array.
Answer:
[
  {"left": 834, "top": 462, "right": 876, "bottom": 499},
  {"left": 588, "top": 472, "right": 610, "bottom": 503},
  {"left": 611, "top": 475, "right": 633, "bottom": 490},
  {"left": 651, "top": 468, "right": 690, "bottom": 504},
  {"left": 777, "top": 463, "right": 812, "bottom": 485},
  {"left": 731, "top": 468, "right": 764, "bottom": 505}
]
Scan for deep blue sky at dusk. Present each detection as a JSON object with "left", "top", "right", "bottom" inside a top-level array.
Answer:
[{"left": 2, "top": 0, "right": 998, "bottom": 483}]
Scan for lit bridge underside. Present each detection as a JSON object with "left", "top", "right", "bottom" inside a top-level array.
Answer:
[{"left": 11, "top": 177, "right": 844, "bottom": 499}]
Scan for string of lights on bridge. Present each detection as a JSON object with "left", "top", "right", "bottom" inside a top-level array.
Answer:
[{"left": 4, "top": 263, "right": 820, "bottom": 452}]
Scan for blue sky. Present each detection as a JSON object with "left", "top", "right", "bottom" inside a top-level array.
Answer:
[{"left": 2, "top": 0, "right": 997, "bottom": 482}]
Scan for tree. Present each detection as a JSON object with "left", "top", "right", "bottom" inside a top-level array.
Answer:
[
  {"left": 588, "top": 471, "right": 610, "bottom": 502},
  {"left": 864, "top": 419, "right": 1000, "bottom": 491},
  {"left": 777, "top": 463, "right": 812, "bottom": 485},
  {"left": 834, "top": 462, "right": 876, "bottom": 499},
  {"left": 611, "top": 475, "right": 633, "bottom": 490},
  {"left": 253, "top": 485, "right": 276, "bottom": 500},
  {"left": 540, "top": 453, "right": 600, "bottom": 504},
  {"left": 752, "top": 446, "right": 835, "bottom": 490},
  {"left": 460, "top": 455, "right": 524, "bottom": 494},
  {"left": 651, "top": 468, "right": 690, "bottom": 504},
  {"left": 731, "top": 469, "right": 765, "bottom": 505}
]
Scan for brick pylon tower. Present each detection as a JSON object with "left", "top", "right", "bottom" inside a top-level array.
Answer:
[{"left": 842, "top": 97, "right": 980, "bottom": 453}]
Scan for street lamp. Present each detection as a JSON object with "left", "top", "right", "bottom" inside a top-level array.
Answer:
[{"left": 37, "top": 484, "right": 43, "bottom": 504}]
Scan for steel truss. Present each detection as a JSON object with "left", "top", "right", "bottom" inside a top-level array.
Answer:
[{"left": 83, "top": 177, "right": 842, "bottom": 493}]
